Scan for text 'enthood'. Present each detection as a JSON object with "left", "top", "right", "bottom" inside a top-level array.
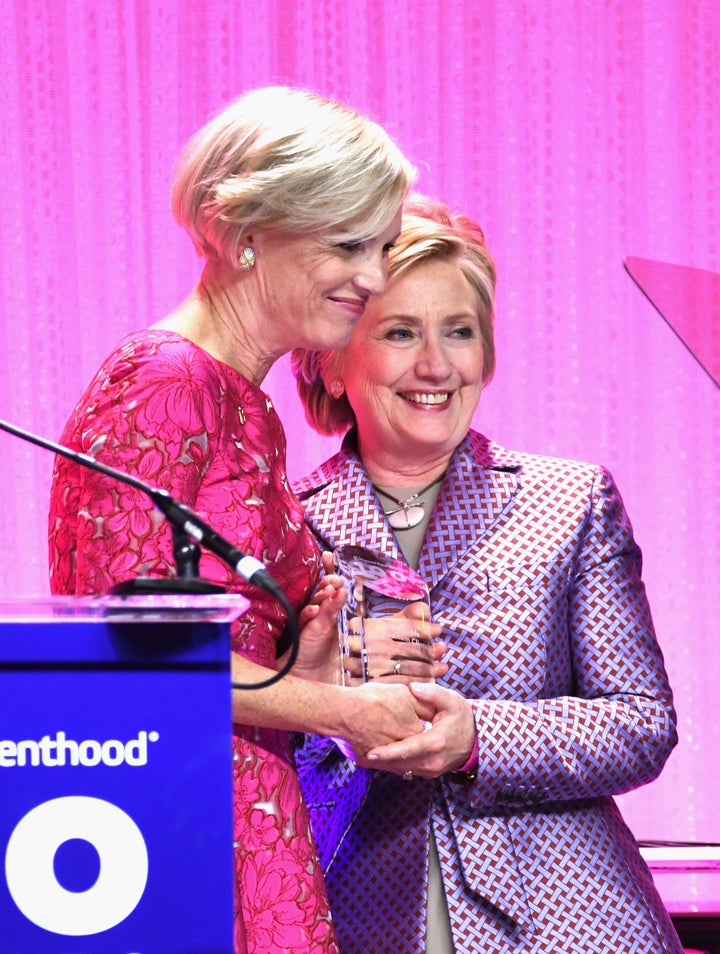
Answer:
[{"left": 0, "top": 731, "right": 160, "bottom": 767}]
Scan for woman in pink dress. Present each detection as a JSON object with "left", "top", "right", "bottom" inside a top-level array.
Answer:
[{"left": 47, "top": 86, "right": 427, "bottom": 954}]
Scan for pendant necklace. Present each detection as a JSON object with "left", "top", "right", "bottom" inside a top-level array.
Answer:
[{"left": 373, "top": 473, "right": 446, "bottom": 530}]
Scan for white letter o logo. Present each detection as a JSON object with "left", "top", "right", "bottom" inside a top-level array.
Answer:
[{"left": 5, "top": 796, "right": 148, "bottom": 935}]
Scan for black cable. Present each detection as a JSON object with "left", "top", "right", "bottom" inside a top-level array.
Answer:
[{"left": 230, "top": 575, "right": 300, "bottom": 691}]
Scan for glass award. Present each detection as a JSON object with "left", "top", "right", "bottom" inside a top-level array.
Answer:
[{"left": 333, "top": 545, "right": 434, "bottom": 686}]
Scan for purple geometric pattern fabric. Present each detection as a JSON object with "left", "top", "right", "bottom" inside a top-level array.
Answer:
[{"left": 294, "top": 430, "right": 683, "bottom": 954}]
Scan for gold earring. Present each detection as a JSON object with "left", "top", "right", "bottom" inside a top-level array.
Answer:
[
  {"left": 328, "top": 379, "right": 345, "bottom": 399},
  {"left": 239, "top": 246, "right": 255, "bottom": 270}
]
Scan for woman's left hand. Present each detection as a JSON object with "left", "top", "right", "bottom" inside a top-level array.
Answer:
[
  {"left": 278, "top": 570, "right": 347, "bottom": 683},
  {"left": 359, "top": 681, "right": 477, "bottom": 779},
  {"left": 342, "top": 602, "right": 448, "bottom": 685}
]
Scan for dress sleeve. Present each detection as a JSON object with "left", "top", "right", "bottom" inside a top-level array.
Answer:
[
  {"left": 49, "top": 341, "right": 219, "bottom": 594},
  {"left": 460, "top": 466, "right": 678, "bottom": 809}
]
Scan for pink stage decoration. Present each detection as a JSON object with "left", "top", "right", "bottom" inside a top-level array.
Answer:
[
  {"left": 1, "top": 0, "right": 718, "bottom": 908},
  {"left": 625, "top": 256, "right": 720, "bottom": 389}
]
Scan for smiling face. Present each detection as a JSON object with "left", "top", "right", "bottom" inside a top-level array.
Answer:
[
  {"left": 249, "top": 208, "right": 403, "bottom": 354},
  {"left": 340, "top": 257, "right": 485, "bottom": 476}
]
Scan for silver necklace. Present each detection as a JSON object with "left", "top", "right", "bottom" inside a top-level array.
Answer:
[{"left": 373, "top": 474, "right": 445, "bottom": 530}]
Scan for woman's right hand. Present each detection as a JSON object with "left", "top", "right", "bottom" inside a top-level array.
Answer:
[
  {"left": 361, "top": 682, "right": 477, "bottom": 778},
  {"left": 331, "top": 680, "right": 436, "bottom": 761}
]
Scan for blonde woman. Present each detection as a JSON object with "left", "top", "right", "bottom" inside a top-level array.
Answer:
[{"left": 49, "top": 87, "right": 424, "bottom": 954}]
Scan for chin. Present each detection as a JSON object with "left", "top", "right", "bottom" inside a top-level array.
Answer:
[
  {"left": 316, "top": 324, "right": 356, "bottom": 351},
  {"left": 399, "top": 434, "right": 454, "bottom": 457}
]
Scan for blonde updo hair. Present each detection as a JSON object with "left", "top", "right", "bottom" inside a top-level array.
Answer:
[
  {"left": 292, "top": 194, "right": 497, "bottom": 436},
  {"left": 171, "top": 86, "right": 415, "bottom": 267}
]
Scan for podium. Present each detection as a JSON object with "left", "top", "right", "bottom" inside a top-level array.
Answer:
[{"left": 0, "top": 594, "right": 247, "bottom": 953}]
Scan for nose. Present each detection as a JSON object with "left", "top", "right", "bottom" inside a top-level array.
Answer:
[
  {"left": 415, "top": 336, "right": 453, "bottom": 380},
  {"left": 353, "top": 248, "right": 389, "bottom": 297}
]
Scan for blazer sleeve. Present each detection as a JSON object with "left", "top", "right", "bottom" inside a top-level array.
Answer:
[{"left": 457, "top": 465, "right": 678, "bottom": 811}]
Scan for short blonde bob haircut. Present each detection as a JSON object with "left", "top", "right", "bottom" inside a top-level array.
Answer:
[
  {"left": 171, "top": 86, "right": 415, "bottom": 267},
  {"left": 292, "top": 194, "right": 497, "bottom": 436}
]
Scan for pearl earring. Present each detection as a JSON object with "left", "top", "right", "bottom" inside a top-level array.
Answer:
[{"left": 239, "top": 246, "right": 255, "bottom": 270}]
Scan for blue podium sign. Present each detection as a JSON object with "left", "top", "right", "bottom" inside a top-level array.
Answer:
[{"left": 0, "top": 595, "right": 246, "bottom": 954}]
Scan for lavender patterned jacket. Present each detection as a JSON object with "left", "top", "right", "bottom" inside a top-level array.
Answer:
[{"left": 293, "top": 430, "right": 682, "bottom": 954}]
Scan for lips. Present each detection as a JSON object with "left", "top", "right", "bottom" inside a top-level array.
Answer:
[{"left": 329, "top": 296, "right": 367, "bottom": 317}]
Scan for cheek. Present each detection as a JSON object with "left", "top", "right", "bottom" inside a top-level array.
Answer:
[
  {"left": 347, "top": 380, "right": 393, "bottom": 430},
  {"left": 457, "top": 384, "right": 483, "bottom": 425},
  {"left": 343, "top": 351, "right": 384, "bottom": 394},
  {"left": 343, "top": 346, "right": 403, "bottom": 407}
]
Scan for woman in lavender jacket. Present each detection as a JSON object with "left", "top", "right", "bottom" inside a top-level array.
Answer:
[{"left": 290, "top": 197, "right": 683, "bottom": 954}]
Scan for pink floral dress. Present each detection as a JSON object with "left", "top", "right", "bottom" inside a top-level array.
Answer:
[{"left": 48, "top": 329, "right": 339, "bottom": 954}]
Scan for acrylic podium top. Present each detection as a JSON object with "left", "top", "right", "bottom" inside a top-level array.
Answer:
[{"left": 0, "top": 593, "right": 250, "bottom": 624}]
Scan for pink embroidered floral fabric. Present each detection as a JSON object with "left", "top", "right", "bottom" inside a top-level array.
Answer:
[{"left": 48, "top": 329, "right": 338, "bottom": 954}]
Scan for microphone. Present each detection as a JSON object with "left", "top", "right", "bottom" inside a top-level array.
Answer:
[{"left": 0, "top": 416, "right": 300, "bottom": 689}]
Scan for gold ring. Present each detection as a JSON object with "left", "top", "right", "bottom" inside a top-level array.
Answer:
[
  {"left": 393, "top": 661, "right": 402, "bottom": 675},
  {"left": 402, "top": 769, "right": 414, "bottom": 781}
]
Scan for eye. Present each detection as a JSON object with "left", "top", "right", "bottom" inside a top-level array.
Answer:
[
  {"left": 384, "top": 326, "right": 414, "bottom": 342},
  {"left": 336, "top": 240, "right": 363, "bottom": 253},
  {"left": 448, "top": 323, "right": 477, "bottom": 340}
]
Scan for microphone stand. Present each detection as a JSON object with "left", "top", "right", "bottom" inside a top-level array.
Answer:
[
  {"left": 0, "top": 417, "right": 300, "bottom": 689},
  {"left": 110, "top": 525, "right": 225, "bottom": 595}
]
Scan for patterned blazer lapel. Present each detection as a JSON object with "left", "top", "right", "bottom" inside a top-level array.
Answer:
[
  {"left": 298, "top": 434, "right": 522, "bottom": 587},
  {"left": 297, "top": 449, "right": 401, "bottom": 559},
  {"left": 419, "top": 434, "right": 521, "bottom": 590},
  {"left": 295, "top": 450, "right": 401, "bottom": 878}
]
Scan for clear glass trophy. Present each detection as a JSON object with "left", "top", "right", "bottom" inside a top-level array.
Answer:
[{"left": 333, "top": 545, "right": 434, "bottom": 686}]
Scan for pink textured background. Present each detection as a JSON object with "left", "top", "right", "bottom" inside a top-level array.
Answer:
[{"left": 1, "top": 0, "right": 718, "bottom": 863}]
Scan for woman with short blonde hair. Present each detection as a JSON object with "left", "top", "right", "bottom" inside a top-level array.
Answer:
[{"left": 50, "top": 87, "right": 421, "bottom": 954}]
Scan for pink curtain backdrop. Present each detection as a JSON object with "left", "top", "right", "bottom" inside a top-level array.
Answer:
[{"left": 1, "top": 0, "right": 718, "bottom": 868}]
